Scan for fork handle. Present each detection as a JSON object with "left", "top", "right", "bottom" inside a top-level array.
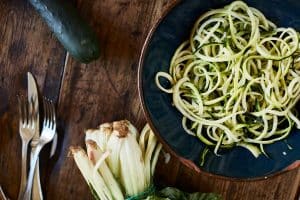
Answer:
[
  {"left": 18, "top": 141, "right": 29, "bottom": 200},
  {"left": 1, "top": 186, "right": 8, "bottom": 200},
  {"left": 21, "top": 144, "right": 42, "bottom": 200},
  {"left": 32, "top": 160, "right": 43, "bottom": 200}
]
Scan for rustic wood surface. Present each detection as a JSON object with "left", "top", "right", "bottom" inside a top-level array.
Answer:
[{"left": 0, "top": 0, "right": 299, "bottom": 200}]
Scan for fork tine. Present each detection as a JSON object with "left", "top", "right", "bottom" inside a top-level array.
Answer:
[
  {"left": 25, "top": 99, "right": 29, "bottom": 127},
  {"left": 47, "top": 99, "right": 51, "bottom": 128},
  {"left": 18, "top": 96, "right": 23, "bottom": 127},
  {"left": 29, "top": 97, "right": 34, "bottom": 128},
  {"left": 45, "top": 98, "right": 51, "bottom": 128},
  {"left": 32, "top": 97, "right": 38, "bottom": 127},
  {"left": 45, "top": 99, "right": 49, "bottom": 128},
  {"left": 52, "top": 102, "right": 56, "bottom": 130},
  {"left": 23, "top": 99, "right": 28, "bottom": 127},
  {"left": 43, "top": 98, "right": 48, "bottom": 128},
  {"left": 49, "top": 101, "right": 56, "bottom": 130}
]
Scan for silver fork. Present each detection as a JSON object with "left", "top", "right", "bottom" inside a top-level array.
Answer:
[
  {"left": 21, "top": 99, "right": 56, "bottom": 200},
  {"left": 0, "top": 186, "right": 8, "bottom": 200},
  {"left": 17, "top": 97, "right": 37, "bottom": 200}
]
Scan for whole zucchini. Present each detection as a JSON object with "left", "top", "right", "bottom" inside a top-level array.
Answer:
[{"left": 29, "top": 0, "right": 100, "bottom": 63}]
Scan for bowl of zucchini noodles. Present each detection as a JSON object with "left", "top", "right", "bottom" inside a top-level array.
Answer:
[{"left": 138, "top": 0, "right": 300, "bottom": 178}]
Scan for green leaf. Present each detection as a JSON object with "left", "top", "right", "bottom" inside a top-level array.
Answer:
[
  {"left": 157, "top": 187, "right": 185, "bottom": 199},
  {"left": 152, "top": 187, "right": 222, "bottom": 200}
]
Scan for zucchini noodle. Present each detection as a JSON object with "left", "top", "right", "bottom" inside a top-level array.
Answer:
[{"left": 155, "top": 1, "right": 300, "bottom": 157}]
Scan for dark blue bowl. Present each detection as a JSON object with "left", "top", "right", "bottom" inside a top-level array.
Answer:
[{"left": 138, "top": 0, "right": 300, "bottom": 179}]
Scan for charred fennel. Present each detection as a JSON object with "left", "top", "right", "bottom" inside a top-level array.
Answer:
[{"left": 71, "top": 120, "right": 162, "bottom": 199}]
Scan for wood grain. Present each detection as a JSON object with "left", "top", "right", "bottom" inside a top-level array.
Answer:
[
  {"left": 0, "top": 0, "right": 299, "bottom": 200},
  {"left": 48, "top": 1, "right": 173, "bottom": 199},
  {"left": 0, "top": 0, "right": 67, "bottom": 199},
  {"left": 155, "top": 155, "right": 300, "bottom": 200}
]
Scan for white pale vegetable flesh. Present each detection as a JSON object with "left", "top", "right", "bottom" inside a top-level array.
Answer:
[{"left": 71, "top": 120, "right": 162, "bottom": 199}]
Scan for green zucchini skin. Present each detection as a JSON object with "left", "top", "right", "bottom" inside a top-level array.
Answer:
[{"left": 29, "top": 0, "right": 100, "bottom": 63}]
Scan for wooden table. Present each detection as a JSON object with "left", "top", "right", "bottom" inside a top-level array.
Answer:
[{"left": 0, "top": 0, "right": 299, "bottom": 199}]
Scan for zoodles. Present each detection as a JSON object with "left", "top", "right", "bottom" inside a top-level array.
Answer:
[{"left": 156, "top": 1, "right": 300, "bottom": 157}]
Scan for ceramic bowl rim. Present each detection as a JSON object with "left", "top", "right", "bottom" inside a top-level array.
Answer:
[{"left": 137, "top": 0, "right": 299, "bottom": 181}]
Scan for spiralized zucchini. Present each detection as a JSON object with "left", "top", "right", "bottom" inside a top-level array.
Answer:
[{"left": 155, "top": 1, "right": 300, "bottom": 157}]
